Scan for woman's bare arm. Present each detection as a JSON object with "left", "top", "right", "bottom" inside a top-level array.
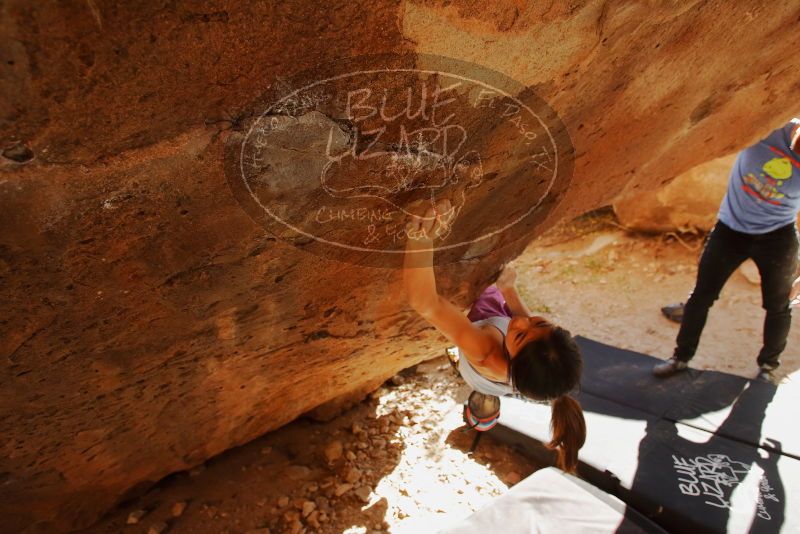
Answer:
[
  {"left": 403, "top": 200, "right": 496, "bottom": 363},
  {"left": 496, "top": 264, "right": 534, "bottom": 317}
]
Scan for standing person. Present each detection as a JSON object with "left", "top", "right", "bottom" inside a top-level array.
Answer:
[
  {"left": 654, "top": 119, "right": 800, "bottom": 383},
  {"left": 403, "top": 199, "right": 586, "bottom": 472}
]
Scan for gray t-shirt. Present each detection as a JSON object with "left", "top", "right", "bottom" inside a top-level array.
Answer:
[{"left": 718, "top": 118, "right": 800, "bottom": 234}]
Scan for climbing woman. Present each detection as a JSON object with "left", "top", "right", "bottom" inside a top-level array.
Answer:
[{"left": 402, "top": 198, "right": 586, "bottom": 472}]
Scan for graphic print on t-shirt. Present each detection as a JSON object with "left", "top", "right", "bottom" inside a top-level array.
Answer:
[{"left": 740, "top": 148, "right": 799, "bottom": 206}]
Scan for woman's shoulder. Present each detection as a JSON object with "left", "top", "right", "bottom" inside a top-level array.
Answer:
[
  {"left": 480, "top": 315, "right": 511, "bottom": 333},
  {"left": 460, "top": 320, "right": 508, "bottom": 381}
]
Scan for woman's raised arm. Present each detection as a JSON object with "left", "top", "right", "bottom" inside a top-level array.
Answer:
[
  {"left": 496, "top": 264, "right": 534, "bottom": 317},
  {"left": 402, "top": 200, "right": 496, "bottom": 364}
]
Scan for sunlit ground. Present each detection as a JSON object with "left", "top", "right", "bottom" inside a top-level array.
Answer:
[{"left": 366, "top": 372, "right": 512, "bottom": 533}]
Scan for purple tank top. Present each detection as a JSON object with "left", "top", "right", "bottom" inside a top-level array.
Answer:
[{"left": 467, "top": 285, "right": 512, "bottom": 322}]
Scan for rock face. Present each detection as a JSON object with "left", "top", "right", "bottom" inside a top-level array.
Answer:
[
  {"left": 2, "top": 1, "right": 800, "bottom": 531},
  {"left": 613, "top": 155, "right": 736, "bottom": 233}
]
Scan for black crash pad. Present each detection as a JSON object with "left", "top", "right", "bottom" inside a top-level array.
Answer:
[{"left": 575, "top": 336, "right": 799, "bottom": 460}]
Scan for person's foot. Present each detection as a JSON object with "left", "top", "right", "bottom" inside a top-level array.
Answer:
[
  {"left": 756, "top": 365, "right": 779, "bottom": 385},
  {"left": 661, "top": 302, "right": 685, "bottom": 323},
  {"left": 652, "top": 357, "right": 689, "bottom": 378}
]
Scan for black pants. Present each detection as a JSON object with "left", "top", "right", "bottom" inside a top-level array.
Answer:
[{"left": 675, "top": 220, "right": 799, "bottom": 368}]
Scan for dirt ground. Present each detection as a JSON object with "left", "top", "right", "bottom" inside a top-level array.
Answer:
[{"left": 80, "top": 210, "right": 800, "bottom": 534}]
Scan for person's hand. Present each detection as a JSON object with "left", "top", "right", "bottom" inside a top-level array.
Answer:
[
  {"left": 405, "top": 198, "right": 453, "bottom": 247},
  {"left": 496, "top": 264, "right": 517, "bottom": 291},
  {"left": 791, "top": 123, "right": 800, "bottom": 154},
  {"left": 790, "top": 275, "right": 800, "bottom": 306}
]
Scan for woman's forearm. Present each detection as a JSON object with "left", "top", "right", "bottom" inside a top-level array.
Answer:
[
  {"left": 403, "top": 198, "right": 453, "bottom": 314},
  {"left": 498, "top": 284, "right": 533, "bottom": 317},
  {"left": 403, "top": 239, "right": 439, "bottom": 313}
]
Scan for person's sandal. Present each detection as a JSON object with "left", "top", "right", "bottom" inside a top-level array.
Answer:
[
  {"left": 652, "top": 357, "right": 689, "bottom": 378},
  {"left": 661, "top": 302, "right": 685, "bottom": 323}
]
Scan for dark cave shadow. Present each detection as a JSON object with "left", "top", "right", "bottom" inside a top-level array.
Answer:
[
  {"left": 444, "top": 423, "right": 538, "bottom": 485},
  {"left": 77, "top": 395, "right": 405, "bottom": 533}
]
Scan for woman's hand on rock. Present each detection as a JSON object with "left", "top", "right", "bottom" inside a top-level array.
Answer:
[
  {"left": 405, "top": 198, "right": 453, "bottom": 246},
  {"left": 496, "top": 264, "right": 517, "bottom": 291}
]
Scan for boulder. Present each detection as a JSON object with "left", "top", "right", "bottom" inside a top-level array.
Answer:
[
  {"left": 613, "top": 155, "right": 735, "bottom": 233},
  {"left": 2, "top": 1, "right": 799, "bottom": 531}
]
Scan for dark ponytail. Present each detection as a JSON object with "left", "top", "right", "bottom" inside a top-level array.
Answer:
[
  {"left": 510, "top": 326, "right": 585, "bottom": 471},
  {"left": 547, "top": 395, "right": 586, "bottom": 473}
]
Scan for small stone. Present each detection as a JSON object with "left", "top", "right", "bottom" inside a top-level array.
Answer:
[
  {"left": 504, "top": 471, "right": 522, "bottom": 485},
  {"left": 126, "top": 510, "right": 146, "bottom": 525},
  {"left": 260, "top": 446, "right": 272, "bottom": 455},
  {"left": 344, "top": 466, "right": 361, "bottom": 484},
  {"left": 318, "top": 512, "right": 329, "bottom": 523},
  {"left": 357, "top": 441, "right": 369, "bottom": 450},
  {"left": 314, "top": 496, "right": 330, "bottom": 512},
  {"left": 301, "top": 500, "right": 316, "bottom": 517},
  {"left": 307, "top": 510, "right": 320, "bottom": 528},
  {"left": 354, "top": 486, "right": 372, "bottom": 503},
  {"left": 372, "top": 438, "right": 386, "bottom": 448},
  {"left": 282, "top": 510, "right": 299, "bottom": 523},
  {"left": 171, "top": 501, "right": 187, "bottom": 517},
  {"left": 147, "top": 522, "right": 168, "bottom": 534},
  {"left": 369, "top": 387, "right": 387, "bottom": 399},
  {"left": 285, "top": 465, "right": 311, "bottom": 480},
  {"left": 323, "top": 440, "right": 343, "bottom": 463},
  {"left": 345, "top": 451, "right": 356, "bottom": 461},
  {"left": 277, "top": 496, "right": 290, "bottom": 508},
  {"left": 351, "top": 422, "right": 363, "bottom": 434},
  {"left": 334, "top": 483, "right": 352, "bottom": 497},
  {"left": 389, "top": 374, "right": 406, "bottom": 386}
]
